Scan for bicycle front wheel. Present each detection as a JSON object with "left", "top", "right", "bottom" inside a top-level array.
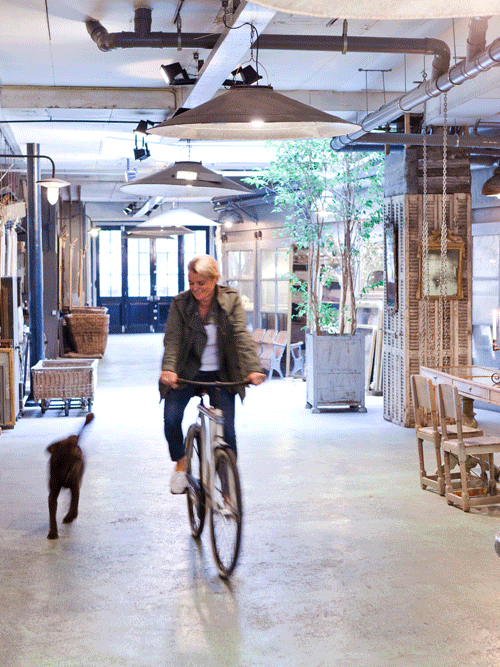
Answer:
[
  {"left": 185, "top": 423, "right": 205, "bottom": 537},
  {"left": 210, "top": 446, "right": 243, "bottom": 578}
]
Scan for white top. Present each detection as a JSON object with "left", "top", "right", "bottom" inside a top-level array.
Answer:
[{"left": 200, "top": 323, "right": 220, "bottom": 371}]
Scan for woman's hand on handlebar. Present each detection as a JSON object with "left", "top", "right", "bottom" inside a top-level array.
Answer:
[
  {"left": 246, "top": 372, "right": 267, "bottom": 386},
  {"left": 160, "top": 370, "right": 179, "bottom": 389}
]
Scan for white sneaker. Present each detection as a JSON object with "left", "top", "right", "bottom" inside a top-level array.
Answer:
[{"left": 170, "top": 470, "right": 188, "bottom": 494}]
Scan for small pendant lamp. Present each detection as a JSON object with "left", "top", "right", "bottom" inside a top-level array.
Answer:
[
  {"left": 120, "top": 161, "right": 251, "bottom": 199},
  {"left": 147, "top": 85, "right": 361, "bottom": 141}
]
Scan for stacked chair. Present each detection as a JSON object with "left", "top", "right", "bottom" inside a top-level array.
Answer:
[
  {"left": 437, "top": 383, "right": 500, "bottom": 512},
  {"left": 410, "top": 375, "right": 485, "bottom": 502}
]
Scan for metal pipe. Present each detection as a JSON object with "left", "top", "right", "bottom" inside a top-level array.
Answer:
[
  {"left": 85, "top": 8, "right": 449, "bottom": 79},
  {"left": 349, "top": 132, "right": 500, "bottom": 148},
  {"left": 332, "top": 25, "right": 500, "bottom": 150},
  {"left": 26, "top": 144, "right": 45, "bottom": 373},
  {"left": 466, "top": 16, "right": 489, "bottom": 62}
]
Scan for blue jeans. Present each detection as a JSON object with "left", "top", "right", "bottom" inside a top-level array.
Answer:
[{"left": 163, "top": 371, "right": 236, "bottom": 462}]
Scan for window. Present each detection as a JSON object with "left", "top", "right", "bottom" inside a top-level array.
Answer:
[
  {"left": 156, "top": 237, "right": 179, "bottom": 296},
  {"left": 98, "top": 229, "right": 122, "bottom": 297},
  {"left": 183, "top": 230, "right": 209, "bottom": 290},
  {"left": 227, "top": 250, "right": 254, "bottom": 311},
  {"left": 472, "top": 233, "right": 500, "bottom": 324},
  {"left": 127, "top": 237, "right": 151, "bottom": 297},
  {"left": 260, "top": 248, "right": 289, "bottom": 328}
]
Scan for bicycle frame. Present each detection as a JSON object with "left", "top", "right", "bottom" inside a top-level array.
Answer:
[
  {"left": 196, "top": 397, "right": 226, "bottom": 506},
  {"left": 180, "top": 378, "right": 245, "bottom": 577}
]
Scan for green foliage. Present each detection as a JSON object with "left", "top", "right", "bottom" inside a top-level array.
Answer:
[{"left": 245, "top": 140, "right": 384, "bottom": 335}]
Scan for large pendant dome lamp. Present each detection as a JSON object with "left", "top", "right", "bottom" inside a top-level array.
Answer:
[
  {"left": 120, "top": 161, "right": 251, "bottom": 199},
  {"left": 147, "top": 85, "right": 361, "bottom": 141},
  {"left": 249, "top": 0, "right": 496, "bottom": 19}
]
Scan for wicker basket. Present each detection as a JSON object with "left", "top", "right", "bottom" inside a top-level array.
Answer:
[
  {"left": 65, "top": 311, "right": 109, "bottom": 356},
  {"left": 31, "top": 359, "right": 98, "bottom": 401}
]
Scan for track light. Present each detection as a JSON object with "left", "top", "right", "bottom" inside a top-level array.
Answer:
[
  {"left": 160, "top": 63, "right": 196, "bottom": 85},
  {"left": 482, "top": 166, "right": 500, "bottom": 198}
]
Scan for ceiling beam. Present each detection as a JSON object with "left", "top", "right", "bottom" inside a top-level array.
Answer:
[
  {"left": 181, "top": 1, "right": 276, "bottom": 110},
  {"left": 0, "top": 86, "right": 405, "bottom": 116}
]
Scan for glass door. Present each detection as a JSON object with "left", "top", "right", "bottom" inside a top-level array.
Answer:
[{"left": 97, "top": 226, "right": 209, "bottom": 333}]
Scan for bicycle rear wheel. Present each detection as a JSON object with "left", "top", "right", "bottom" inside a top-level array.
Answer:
[
  {"left": 185, "top": 423, "right": 205, "bottom": 537},
  {"left": 210, "top": 446, "right": 242, "bottom": 578}
]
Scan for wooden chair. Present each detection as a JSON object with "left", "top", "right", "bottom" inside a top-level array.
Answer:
[
  {"left": 410, "top": 375, "right": 483, "bottom": 496},
  {"left": 410, "top": 374, "right": 446, "bottom": 495},
  {"left": 438, "top": 382, "right": 500, "bottom": 512},
  {"left": 251, "top": 328, "right": 265, "bottom": 356}
]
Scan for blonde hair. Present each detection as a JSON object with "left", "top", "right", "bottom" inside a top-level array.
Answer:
[{"left": 187, "top": 254, "right": 220, "bottom": 281}]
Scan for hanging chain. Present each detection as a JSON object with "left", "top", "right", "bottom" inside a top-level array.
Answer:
[
  {"left": 421, "top": 92, "right": 431, "bottom": 368},
  {"left": 438, "top": 91, "right": 449, "bottom": 367}
]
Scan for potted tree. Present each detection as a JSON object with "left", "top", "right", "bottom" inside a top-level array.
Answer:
[{"left": 246, "top": 139, "right": 383, "bottom": 411}]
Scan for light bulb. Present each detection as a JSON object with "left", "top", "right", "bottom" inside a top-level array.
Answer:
[{"left": 46, "top": 187, "right": 59, "bottom": 205}]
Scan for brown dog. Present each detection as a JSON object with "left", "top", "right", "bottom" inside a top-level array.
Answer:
[{"left": 46, "top": 412, "right": 94, "bottom": 539}]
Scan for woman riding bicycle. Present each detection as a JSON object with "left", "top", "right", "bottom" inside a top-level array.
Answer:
[{"left": 159, "top": 254, "right": 266, "bottom": 494}]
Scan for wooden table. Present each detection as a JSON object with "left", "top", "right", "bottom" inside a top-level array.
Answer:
[{"left": 420, "top": 365, "right": 500, "bottom": 427}]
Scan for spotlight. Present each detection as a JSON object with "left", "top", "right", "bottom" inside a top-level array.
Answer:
[
  {"left": 224, "top": 64, "right": 263, "bottom": 87},
  {"left": 160, "top": 63, "right": 196, "bottom": 85},
  {"left": 133, "top": 135, "right": 150, "bottom": 162},
  {"left": 133, "top": 146, "right": 151, "bottom": 161},
  {"left": 134, "top": 120, "right": 154, "bottom": 136},
  {"left": 123, "top": 202, "right": 139, "bottom": 215}
]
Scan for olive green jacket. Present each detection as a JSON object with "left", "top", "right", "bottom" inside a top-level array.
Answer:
[{"left": 161, "top": 285, "right": 264, "bottom": 398}]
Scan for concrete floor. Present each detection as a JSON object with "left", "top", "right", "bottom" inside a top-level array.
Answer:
[{"left": 2, "top": 333, "right": 500, "bottom": 666}]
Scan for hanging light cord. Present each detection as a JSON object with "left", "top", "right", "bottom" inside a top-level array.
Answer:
[{"left": 222, "top": 5, "right": 261, "bottom": 78}]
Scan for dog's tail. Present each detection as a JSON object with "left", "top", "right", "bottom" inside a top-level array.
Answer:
[{"left": 77, "top": 412, "right": 94, "bottom": 438}]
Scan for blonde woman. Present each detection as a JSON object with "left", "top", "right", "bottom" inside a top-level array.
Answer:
[{"left": 160, "top": 255, "right": 266, "bottom": 494}]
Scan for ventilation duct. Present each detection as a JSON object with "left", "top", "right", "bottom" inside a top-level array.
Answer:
[{"left": 331, "top": 17, "right": 497, "bottom": 150}]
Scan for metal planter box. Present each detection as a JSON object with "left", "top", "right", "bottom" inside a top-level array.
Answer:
[{"left": 305, "top": 333, "right": 366, "bottom": 413}]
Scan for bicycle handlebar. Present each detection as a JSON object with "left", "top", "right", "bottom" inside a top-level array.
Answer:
[{"left": 177, "top": 378, "right": 250, "bottom": 388}]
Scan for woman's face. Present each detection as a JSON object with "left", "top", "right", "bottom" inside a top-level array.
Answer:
[{"left": 188, "top": 270, "right": 218, "bottom": 304}]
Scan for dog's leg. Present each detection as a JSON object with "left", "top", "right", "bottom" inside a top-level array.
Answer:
[
  {"left": 47, "top": 486, "right": 61, "bottom": 539},
  {"left": 63, "top": 459, "right": 84, "bottom": 524},
  {"left": 63, "top": 483, "right": 80, "bottom": 524}
]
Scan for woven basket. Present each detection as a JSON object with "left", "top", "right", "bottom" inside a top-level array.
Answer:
[
  {"left": 31, "top": 359, "right": 98, "bottom": 400},
  {"left": 65, "top": 312, "right": 110, "bottom": 356}
]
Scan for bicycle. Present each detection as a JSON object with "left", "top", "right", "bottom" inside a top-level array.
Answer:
[{"left": 179, "top": 378, "right": 247, "bottom": 578}]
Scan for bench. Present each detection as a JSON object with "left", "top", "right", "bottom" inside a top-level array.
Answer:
[{"left": 253, "top": 328, "right": 305, "bottom": 379}]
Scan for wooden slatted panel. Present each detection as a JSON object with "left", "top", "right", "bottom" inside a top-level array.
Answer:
[{"left": 383, "top": 192, "right": 472, "bottom": 427}]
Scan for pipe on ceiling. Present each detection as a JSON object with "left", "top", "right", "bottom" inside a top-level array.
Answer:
[
  {"left": 331, "top": 17, "right": 495, "bottom": 150},
  {"left": 349, "top": 131, "right": 500, "bottom": 148},
  {"left": 85, "top": 7, "right": 449, "bottom": 81}
]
